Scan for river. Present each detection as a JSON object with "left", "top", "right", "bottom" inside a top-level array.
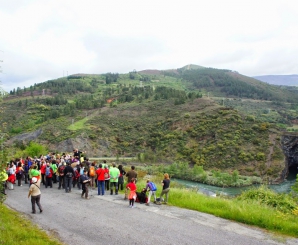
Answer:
[{"left": 174, "top": 168, "right": 298, "bottom": 196}]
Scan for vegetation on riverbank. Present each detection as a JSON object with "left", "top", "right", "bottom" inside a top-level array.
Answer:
[{"left": 133, "top": 174, "right": 298, "bottom": 237}]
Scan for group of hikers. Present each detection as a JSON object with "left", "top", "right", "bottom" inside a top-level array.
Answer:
[{"left": 1, "top": 149, "right": 171, "bottom": 213}]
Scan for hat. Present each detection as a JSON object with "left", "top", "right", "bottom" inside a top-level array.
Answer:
[{"left": 32, "top": 177, "right": 38, "bottom": 183}]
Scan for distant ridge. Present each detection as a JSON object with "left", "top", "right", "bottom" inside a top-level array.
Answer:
[{"left": 253, "top": 75, "right": 298, "bottom": 86}]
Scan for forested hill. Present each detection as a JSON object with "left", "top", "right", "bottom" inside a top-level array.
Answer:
[{"left": 1, "top": 64, "right": 298, "bottom": 183}]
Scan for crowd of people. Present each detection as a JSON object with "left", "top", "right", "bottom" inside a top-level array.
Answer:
[{"left": 1, "top": 149, "right": 171, "bottom": 212}]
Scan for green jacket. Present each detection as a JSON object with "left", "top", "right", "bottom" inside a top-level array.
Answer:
[
  {"left": 0, "top": 170, "right": 8, "bottom": 181},
  {"left": 109, "top": 167, "right": 120, "bottom": 182},
  {"left": 51, "top": 163, "right": 58, "bottom": 173}
]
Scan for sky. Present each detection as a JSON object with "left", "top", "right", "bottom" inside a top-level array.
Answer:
[{"left": 0, "top": 0, "right": 298, "bottom": 92}]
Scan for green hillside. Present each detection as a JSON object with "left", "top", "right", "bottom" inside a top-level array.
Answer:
[{"left": 1, "top": 64, "right": 297, "bottom": 183}]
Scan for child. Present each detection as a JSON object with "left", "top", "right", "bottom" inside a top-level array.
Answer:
[{"left": 126, "top": 178, "right": 137, "bottom": 208}]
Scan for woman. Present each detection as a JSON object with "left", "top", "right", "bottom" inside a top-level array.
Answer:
[
  {"left": 159, "top": 173, "right": 170, "bottom": 204},
  {"left": 7, "top": 162, "right": 16, "bottom": 190},
  {"left": 16, "top": 162, "right": 24, "bottom": 186},
  {"left": 118, "top": 165, "right": 126, "bottom": 191},
  {"left": 40, "top": 159, "right": 47, "bottom": 186}
]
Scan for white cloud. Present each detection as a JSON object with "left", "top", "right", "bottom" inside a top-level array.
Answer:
[{"left": 0, "top": 0, "right": 298, "bottom": 91}]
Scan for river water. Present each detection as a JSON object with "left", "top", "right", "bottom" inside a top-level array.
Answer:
[{"left": 174, "top": 168, "right": 298, "bottom": 196}]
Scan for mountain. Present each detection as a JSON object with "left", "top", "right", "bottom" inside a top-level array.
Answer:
[
  {"left": 1, "top": 64, "right": 296, "bottom": 184},
  {"left": 253, "top": 75, "right": 298, "bottom": 86}
]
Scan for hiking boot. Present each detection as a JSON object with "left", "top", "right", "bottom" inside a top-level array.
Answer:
[{"left": 86, "top": 197, "right": 90, "bottom": 200}]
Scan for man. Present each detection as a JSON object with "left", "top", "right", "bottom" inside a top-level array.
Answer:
[
  {"left": 50, "top": 160, "right": 58, "bottom": 184},
  {"left": 73, "top": 149, "right": 85, "bottom": 161},
  {"left": 126, "top": 166, "right": 137, "bottom": 183},
  {"left": 109, "top": 163, "right": 120, "bottom": 195},
  {"left": 63, "top": 161, "right": 75, "bottom": 193},
  {"left": 28, "top": 177, "right": 43, "bottom": 214},
  {"left": 96, "top": 164, "right": 105, "bottom": 196},
  {"left": 80, "top": 169, "right": 90, "bottom": 199}
]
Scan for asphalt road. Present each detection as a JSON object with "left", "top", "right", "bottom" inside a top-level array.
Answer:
[{"left": 4, "top": 183, "right": 298, "bottom": 245}]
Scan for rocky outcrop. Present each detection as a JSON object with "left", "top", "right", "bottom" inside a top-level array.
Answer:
[
  {"left": 281, "top": 133, "right": 298, "bottom": 180},
  {"left": 6, "top": 129, "right": 43, "bottom": 145}
]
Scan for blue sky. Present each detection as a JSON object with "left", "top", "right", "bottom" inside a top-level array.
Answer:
[{"left": 0, "top": 0, "right": 297, "bottom": 92}]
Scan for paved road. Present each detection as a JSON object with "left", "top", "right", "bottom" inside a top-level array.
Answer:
[{"left": 4, "top": 184, "right": 298, "bottom": 245}]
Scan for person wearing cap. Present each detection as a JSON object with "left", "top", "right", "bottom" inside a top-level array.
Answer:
[{"left": 28, "top": 177, "right": 43, "bottom": 214}]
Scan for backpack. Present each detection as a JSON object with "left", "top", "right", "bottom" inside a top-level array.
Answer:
[
  {"left": 75, "top": 169, "right": 80, "bottom": 179},
  {"left": 58, "top": 165, "right": 65, "bottom": 176},
  {"left": 16, "top": 168, "right": 23, "bottom": 178},
  {"left": 104, "top": 172, "right": 109, "bottom": 179},
  {"left": 89, "top": 166, "right": 95, "bottom": 177},
  {"left": 45, "top": 167, "right": 50, "bottom": 176},
  {"left": 148, "top": 182, "right": 157, "bottom": 191}
]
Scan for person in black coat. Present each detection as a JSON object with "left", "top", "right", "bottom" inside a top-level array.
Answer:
[{"left": 63, "top": 161, "right": 75, "bottom": 193}]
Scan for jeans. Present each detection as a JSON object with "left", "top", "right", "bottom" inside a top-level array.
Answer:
[
  {"left": 110, "top": 182, "right": 118, "bottom": 195},
  {"left": 147, "top": 190, "right": 157, "bottom": 204},
  {"left": 31, "top": 194, "right": 42, "bottom": 213},
  {"left": 65, "top": 177, "right": 73, "bottom": 192},
  {"left": 97, "top": 180, "right": 105, "bottom": 195},
  {"left": 82, "top": 186, "right": 89, "bottom": 198},
  {"left": 105, "top": 179, "right": 110, "bottom": 190},
  {"left": 160, "top": 188, "right": 170, "bottom": 203},
  {"left": 45, "top": 177, "right": 52, "bottom": 188},
  {"left": 58, "top": 175, "right": 65, "bottom": 189}
]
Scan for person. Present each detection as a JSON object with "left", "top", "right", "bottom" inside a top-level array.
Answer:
[
  {"left": 73, "top": 165, "right": 81, "bottom": 190},
  {"left": 136, "top": 188, "right": 147, "bottom": 204},
  {"left": 57, "top": 161, "right": 66, "bottom": 189},
  {"left": 80, "top": 169, "right": 90, "bottom": 199},
  {"left": 109, "top": 163, "right": 120, "bottom": 195},
  {"left": 50, "top": 160, "right": 58, "bottom": 184},
  {"left": 1, "top": 169, "right": 8, "bottom": 195},
  {"left": 118, "top": 165, "right": 126, "bottom": 191},
  {"left": 45, "top": 163, "right": 53, "bottom": 188},
  {"left": 96, "top": 164, "right": 105, "bottom": 196},
  {"left": 64, "top": 161, "right": 75, "bottom": 193},
  {"left": 16, "top": 162, "right": 24, "bottom": 187},
  {"left": 159, "top": 173, "right": 171, "bottom": 204},
  {"left": 145, "top": 179, "right": 157, "bottom": 206},
  {"left": 126, "top": 178, "right": 137, "bottom": 208},
  {"left": 28, "top": 177, "right": 43, "bottom": 214},
  {"left": 23, "top": 161, "right": 29, "bottom": 184},
  {"left": 73, "top": 148, "right": 85, "bottom": 161},
  {"left": 40, "top": 159, "right": 47, "bottom": 185},
  {"left": 104, "top": 165, "right": 110, "bottom": 191},
  {"left": 126, "top": 166, "right": 137, "bottom": 183},
  {"left": 125, "top": 166, "right": 137, "bottom": 199},
  {"left": 88, "top": 162, "right": 96, "bottom": 189}
]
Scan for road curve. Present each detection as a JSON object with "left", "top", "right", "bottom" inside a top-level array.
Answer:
[{"left": 4, "top": 184, "right": 298, "bottom": 245}]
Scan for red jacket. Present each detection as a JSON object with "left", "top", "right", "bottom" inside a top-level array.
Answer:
[
  {"left": 40, "top": 164, "right": 46, "bottom": 174},
  {"left": 96, "top": 168, "right": 105, "bottom": 181}
]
